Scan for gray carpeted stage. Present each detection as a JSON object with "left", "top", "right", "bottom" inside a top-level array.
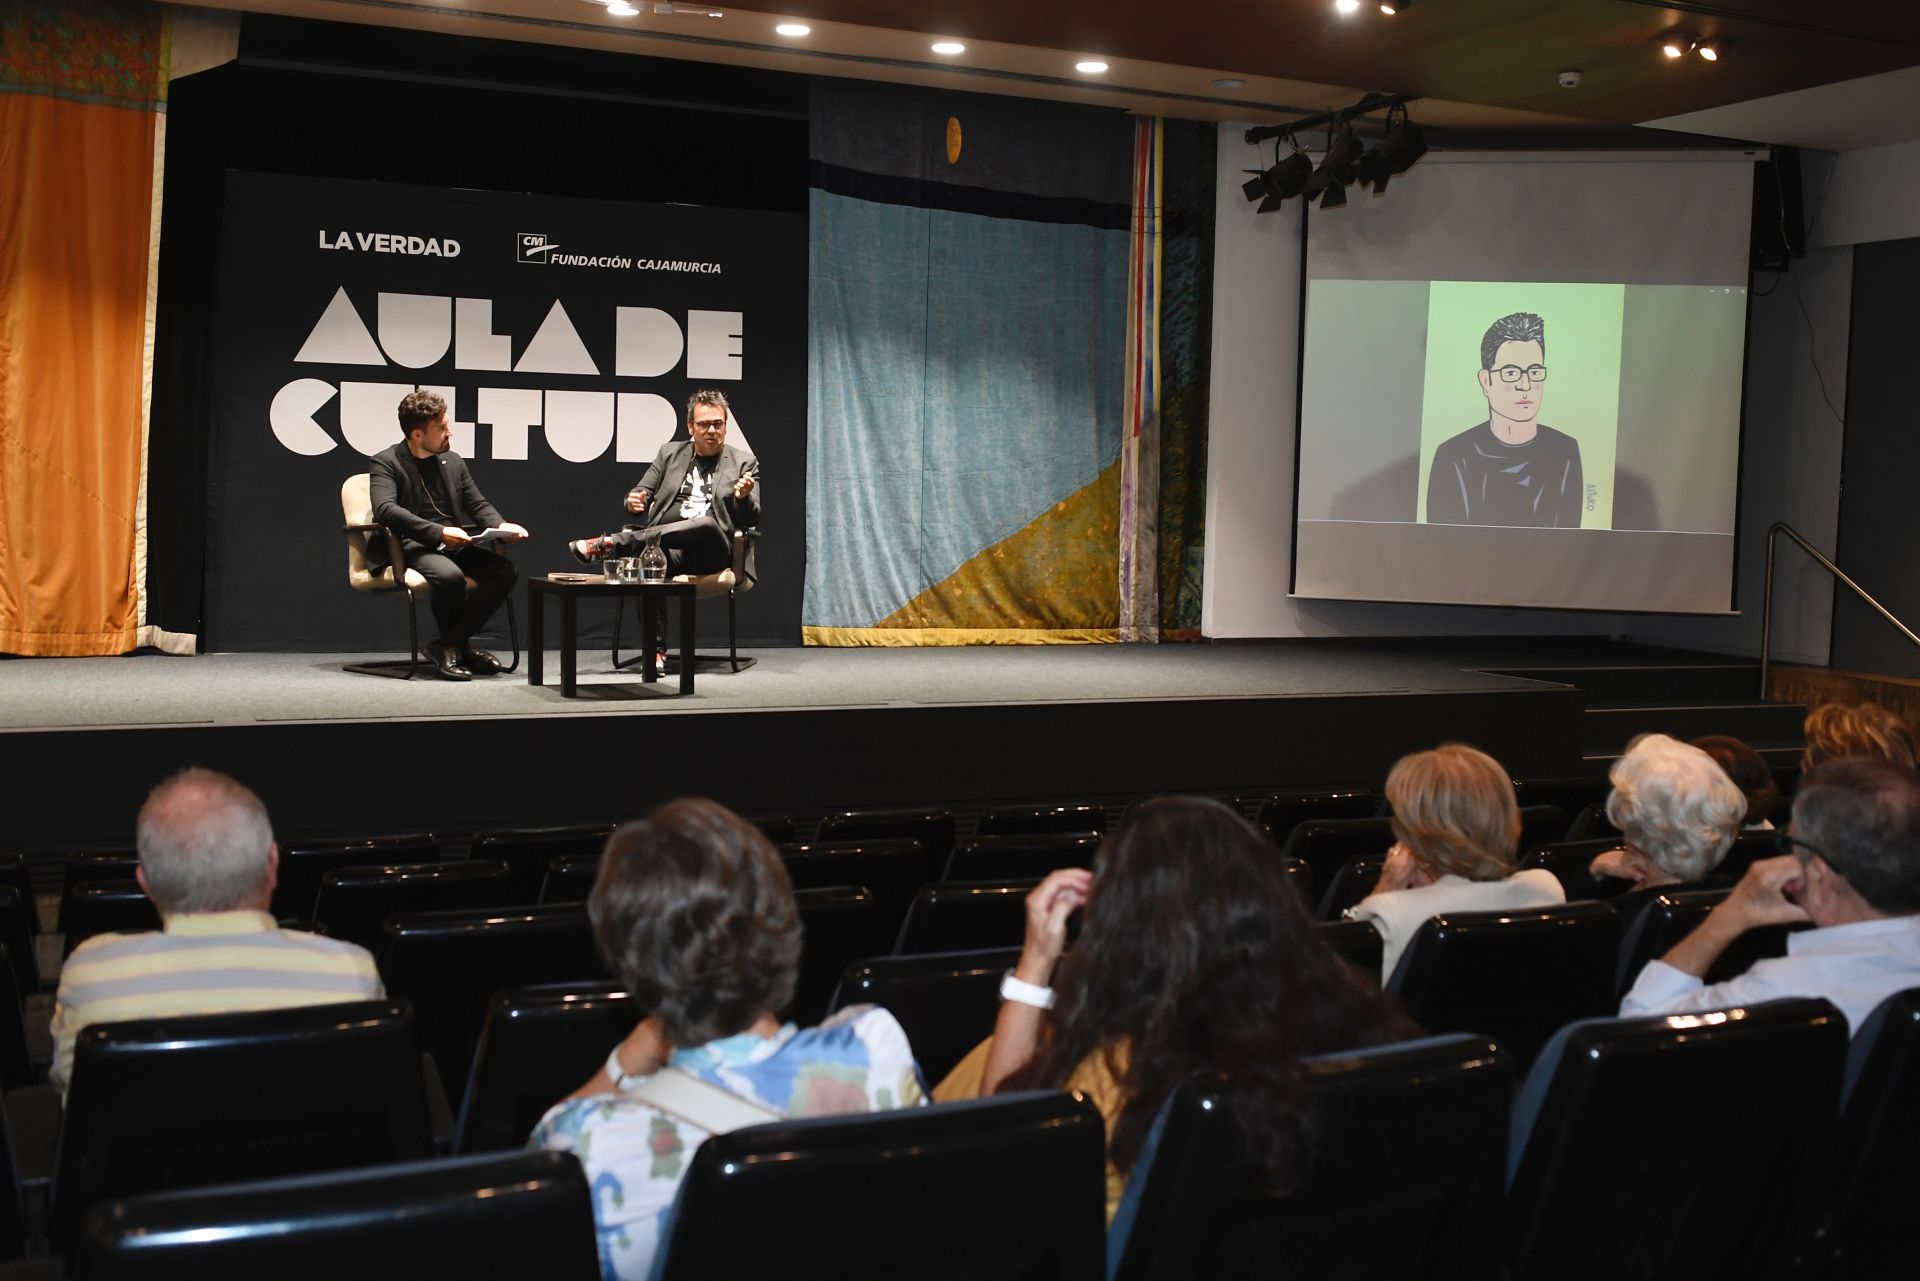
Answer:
[{"left": 0, "top": 641, "right": 1564, "bottom": 731}]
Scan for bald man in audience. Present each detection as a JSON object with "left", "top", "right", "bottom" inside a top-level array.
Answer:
[
  {"left": 49, "top": 768, "right": 384, "bottom": 1098},
  {"left": 1620, "top": 757, "right": 1920, "bottom": 1033}
]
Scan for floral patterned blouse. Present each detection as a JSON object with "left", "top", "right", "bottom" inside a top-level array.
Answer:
[{"left": 531, "top": 1005, "right": 925, "bottom": 1280}]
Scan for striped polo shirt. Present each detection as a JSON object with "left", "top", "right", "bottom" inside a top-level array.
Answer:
[{"left": 50, "top": 909, "right": 384, "bottom": 1096}]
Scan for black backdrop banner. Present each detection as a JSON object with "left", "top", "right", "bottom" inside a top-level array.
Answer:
[{"left": 207, "top": 170, "right": 806, "bottom": 651}]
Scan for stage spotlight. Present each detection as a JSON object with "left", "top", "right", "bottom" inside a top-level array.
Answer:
[
  {"left": 1334, "top": 0, "right": 1361, "bottom": 14},
  {"left": 1379, "top": 0, "right": 1413, "bottom": 12},
  {"left": 1697, "top": 39, "right": 1721, "bottom": 61},
  {"left": 1303, "top": 120, "right": 1359, "bottom": 206},
  {"left": 1319, "top": 181, "right": 1347, "bottom": 210},
  {"left": 1242, "top": 135, "right": 1312, "bottom": 212},
  {"left": 1660, "top": 31, "right": 1696, "bottom": 58}
]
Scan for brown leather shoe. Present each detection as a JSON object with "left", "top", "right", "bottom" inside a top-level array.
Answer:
[
  {"left": 462, "top": 647, "right": 504, "bottom": 676},
  {"left": 423, "top": 640, "right": 472, "bottom": 681}
]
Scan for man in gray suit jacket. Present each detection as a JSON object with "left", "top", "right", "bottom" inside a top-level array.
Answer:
[
  {"left": 569, "top": 389, "right": 759, "bottom": 583},
  {"left": 368, "top": 389, "right": 528, "bottom": 680}
]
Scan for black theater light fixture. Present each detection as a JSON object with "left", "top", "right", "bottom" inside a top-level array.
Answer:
[
  {"left": 1351, "top": 101, "right": 1427, "bottom": 194},
  {"left": 1241, "top": 134, "right": 1313, "bottom": 211},
  {"left": 1303, "top": 121, "right": 1359, "bottom": 210}
]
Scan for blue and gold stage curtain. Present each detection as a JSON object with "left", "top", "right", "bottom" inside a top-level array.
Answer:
[
  {"left": 1156, "top": 120, "right": 1216, "bottom": 640},
  {"left": 804, "top": 79, "right": 1136, "bottom": 645},
  {"left": 0, "top": 0, "right": 181, "bottom": 655}
]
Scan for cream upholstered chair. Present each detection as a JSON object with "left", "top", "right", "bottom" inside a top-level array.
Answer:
[
  {"left": 610, "top": 527, "right": 758, "bottom": 674},
  {"left": 340, "top": 474, "right": 518, "bottom": 679}
]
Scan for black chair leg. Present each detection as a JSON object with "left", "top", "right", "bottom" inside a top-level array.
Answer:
[
  {"left": 343, "top": 590, "right": 423, "bottom": 680},
  {"left": 499, "top": 595, "right": 521, "bottom": 674}
]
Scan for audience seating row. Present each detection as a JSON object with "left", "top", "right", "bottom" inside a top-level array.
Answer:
[{"left": 39, "top": 988, "right": 1918, "bottom": 1280}]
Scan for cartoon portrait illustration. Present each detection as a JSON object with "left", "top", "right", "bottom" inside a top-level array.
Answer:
[{"left": 1426, "top": 311, "right": 1584, "bottom": 528}]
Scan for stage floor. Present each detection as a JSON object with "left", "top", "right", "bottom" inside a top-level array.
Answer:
[{"left": 0, "top": 641, "right": 1570, "bottom": 732}]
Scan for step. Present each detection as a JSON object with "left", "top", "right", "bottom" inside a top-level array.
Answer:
[
  {"left": 1581, "top": 701, "right": 1808, "bottom": 755},
  {"left": 1484, "top": 664, "right": 1761, "bottom": 705}
]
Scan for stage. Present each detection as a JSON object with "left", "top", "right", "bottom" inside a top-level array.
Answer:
[{"left": 0, "top": 638, "right": 1776, "bottom": 855}]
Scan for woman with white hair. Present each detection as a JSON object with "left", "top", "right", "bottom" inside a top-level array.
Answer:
[{"left": 1589, "top": 733, "right": 1746, "bottom": 919}]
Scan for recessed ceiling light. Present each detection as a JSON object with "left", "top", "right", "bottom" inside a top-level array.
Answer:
[
  {"left": 607, "top": 1, "right": 639, "bottom": 13},
  {"left": 931, "top": 40, "right": 966, "bottom": 55},
  {"left": 1334, "top": 0, "right": 1361, "bottom": 14},
  {"left": 775, "top": 22, "right": 809, "bottom": 36},
  {"left": 1696, "top": 39, "right": 1721, "bottom": 61},
  {"left": 1076, "top": 60, "right": 1109, "bottom": 74},
  {"left": 1660, "top": 31, "right": 1695, "bottom": 58},
  {"left": 1212, "top": 77, "right": 1245, "bottom": 89}
]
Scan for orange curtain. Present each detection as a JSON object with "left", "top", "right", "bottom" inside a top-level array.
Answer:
[{"left": 0, "top": 1, "right": 165, "bottom": 655}]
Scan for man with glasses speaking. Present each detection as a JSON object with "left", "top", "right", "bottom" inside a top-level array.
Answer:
[
  {"left": 1426, "top": 311, "right": 1584, "bottom": 528},
  {"left": 1620, "top": 757, "right": 1920, "bottom": 1034}
]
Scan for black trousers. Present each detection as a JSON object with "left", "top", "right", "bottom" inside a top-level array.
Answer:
[
  {"left": 409, "top": 545, "right": 518, "bottom": 647},
  {"left": 606, "top": 514, "right": 731, "bottom": 577}
]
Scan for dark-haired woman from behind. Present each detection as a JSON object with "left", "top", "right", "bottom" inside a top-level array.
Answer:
[{"left": 935, "top": 795, "right": 1415, "bottom": 1221}]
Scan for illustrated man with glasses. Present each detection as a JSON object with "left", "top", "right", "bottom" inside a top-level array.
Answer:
[
  {"left": 1426, "top": 311, "right": 1583, "bottom": 528},
  {"left": 568, "top": 389, "right": 760, "bottom": 582},
  {"left": 1620, "top": 757, "right": 1920, "bottom": 1034}
]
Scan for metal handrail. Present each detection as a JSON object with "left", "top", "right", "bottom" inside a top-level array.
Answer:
[{"left": 1760, "top": 521, "right": 1920, "bottom": 697}]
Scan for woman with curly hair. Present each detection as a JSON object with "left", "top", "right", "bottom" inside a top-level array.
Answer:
[
  {"left": 945, "top": 795, "right": 1413, "bottom": 1221},
  {"left": 1344, "top": 742, "right": 1564, "bottom": 981},
  {"left": 533, "top": 798, "right": 924, "bottom": 1280},
  {"left": 1802, "top": 701, "right": 1918, "bottom": 775},
  {"left": 1589, "top": 733, "right": 1746, "bottom": 921}
]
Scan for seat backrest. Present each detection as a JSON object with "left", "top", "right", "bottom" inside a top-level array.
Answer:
[
  {"left": 1315, "top": 854, "right": 1386, "bottom": 921},
  {"left": 1315, "top": 919, "right": 1384, "bottom": 984},
  {"left": 830, "top": 946, "right": 1020, "bottom": 1084},
  {"left": 748, "top": 814, "right": 797, "bottom": 845},
  {"left": 894, "top": 879, "right": 1040, "bottom": 956},
  {"left": 341, "top": 473, "right": 376, "bottom": 582},
  {"left": 1521, "top": 838, "right": 1625, "bottom": 901},
  {"left": 1278, "top": 817, "right": 1395, "bottom": 891},
  {"left": 1507, "top": 998, "right": 1847, "bottom": 1281},
  {"left": 539, "top": 854, "right": 600, "bottom": 905},
  {"left": 1512, "top": 777, "right": 1611, "bottom": 821},
  {"left": 0, "top": 942, "right": 33, "bottom": 1091},
  {"left": 1280, "top": 857, "right": 1314, "bottom": 909},
  {"left": 1252, "top": 790, "right": 1377, "bottom": 844},
  {"left": 1388, "top": 901, "right": 1619, "bottom": 1071},
  {"left": 1109, "top": 1037, "right": 1511, "bottom": 1281},
  {"left": 54, "top": 1000, "right": 435, "bottom": 1251},
  {"left": 1613, "top": 888, "right": 1796, "bottom": 999},
  {"left": 1715, "top": 828, "right": 1782, "bottom": 883},
  {"left": 1807, "top": 986, "right": 1920, "bottom": 1278},
  {"left": 943, "top": 833, "right": 1100, "bottom": 882},
  {"left": 313, "top": 860, "right": 519, "bottom": 951},
  {"left": 273, "top": 835, "right": 441, "bottom": 920},
  {"left": 76, "top": 1150, "right": 599, "bottom": 1281},
  {"left": 0, "top": 888, "right": 40, "bottom": 1000},
  {"left": 816, "top": 809, "right": 957, "bottom": 861},
  {"left": 973, "top": 803, "right": 1106, "bottom": 838},
  {"left": 654, "top": 1091, "right": 1107, "bottom": 1281},
  {"left": 779, "top": 838, "right": 935, "bottom": 927},
  {"left": 1564, "top": 800, "right": 1621, "bottom": 842},
  {"left": 469, "top": 825, "right": 614, "bottom": 904},
  {"left": 0, "top": 854, "right": 36, "bottom": 927},
  {"left": 1516, "top": 804, "right": 1570, "bottom": 853},
  {"left": 790, "top": 886, "right": 887, "bottom": 1025},
  {"left": 62, "top": 881, "right": 162, "bottom": 957},
  {"left": 455, "top": 981, "right": 637, "bottom": 1155},
  {"left": 378, "top": 905, "right": 610, "bottom": 1106},
  {"left": 59, "top": 852, "right": 141, "bottom": 931}
]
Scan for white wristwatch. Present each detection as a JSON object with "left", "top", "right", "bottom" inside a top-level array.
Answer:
[
  {"left": 606, "top": 1044, "right": 654, "bottom": 1092},
  {"left": 999, "top": 969, "right": 1056, "bottom": 1010}
]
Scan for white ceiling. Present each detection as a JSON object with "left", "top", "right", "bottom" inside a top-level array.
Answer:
[{"left": 1644, "top": 64, "right": 1920, "bottom": 153}]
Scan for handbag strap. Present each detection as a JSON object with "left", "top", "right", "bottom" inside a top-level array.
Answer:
[{"left": 624, "top": 1066, "right": 785, "bottom": 1135}]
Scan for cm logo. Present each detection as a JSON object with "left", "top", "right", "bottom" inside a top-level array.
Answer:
[{"left": 518, "top": 232, "right": 559, "bottom": 263}]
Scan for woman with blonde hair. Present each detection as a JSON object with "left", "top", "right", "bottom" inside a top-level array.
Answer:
[
  {"left": 1345, "top": 743, "right": 1564, "bottom": 980},
  {"left": 1802, "top": 701, "right": 1918, "bottom": 775}
]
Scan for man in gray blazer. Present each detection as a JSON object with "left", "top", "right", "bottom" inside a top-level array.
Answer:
[
  {"left": 569, "top": 389, "right": 759, "bottom": 583},
  {"left": 368, "top": 389, "right": 528, "bottom": 680}
]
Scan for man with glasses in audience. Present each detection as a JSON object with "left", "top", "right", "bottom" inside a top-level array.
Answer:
[
  {"left": 1620, "top": 757, "right": 1920, "bottom": 1033},
  {"left": 1426, "top": 311, "right": 1584, "bottom": 528},
  {"left": 50, "top": 769, "right": 384, "bottom": 1100}
]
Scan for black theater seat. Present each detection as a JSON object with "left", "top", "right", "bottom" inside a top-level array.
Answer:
[
  {"left": 61, "top": 881, "right": 161, "bottom": 957},
  {"left": 1316, "top": 854, "right": 1386, "bottom": 921},
  {"left": 1279, "top": 818, "right": 1395, "bottom": 892},
  {"left": 456, "top": 981, "right": 637, "bottom": 1155},
  {"left": 1612, "top": 888, "right": 1798, "bottom": 1001},
  {"left": 1521, "top": 838, "right": 1626, "bottom": 902},
  {"left": 313, "top": 860, "right": 518, "bottom": 952},
  {"left": 816, "top": 809, "right": 957, "bottom": 862},
  {"left": 1807, "top": 987, "right": 1920, "bottom": 1277},
  {"left": 1316, "top": 918, "right": 1384, "bottom": 983},
  {"left": 76, "top": 1150, "right": 599, "bottom": 1281},
  {"left": 943, "top": 833, "right": 1100, "bottom": 882},
  {"left": 1250, "top": 790, "right": 1377, "bottom": 845},
  {"left": 52, "top": 1000, "right": 436, "bottom": 1252},
  {"left": 272, "top": 834, "right": 440, "bottom": 920},
  {"left": 378, "top": 904, "right": 609, "bottom": 1104},
  {"left": 58, "top": 853, "right": 140, "bottom": 933},
  {"left": 830, "top": 946, "right": 1019, "bottom": 1084},
  {"left": 1506, "top": 998, "right": 1846, "bottom": 1280},
  {"left": 1388, "top": 901, "right": 1619, "bottom": 1071},
  {"left": 894, "top": 880, "right": 1038, "bottom": 956},
  {"left": 469, "top": 824, "right": 614, "bottom": 904},
  {"left": 779, "top": 839, "right": 934, "bottom": 928},
  {"left": 652, "top": 1092, "right": 1107, "bottom": 1281},
  {"left": 539, "top": 854, "right": 600, "bottom": 904},
  {"left": 791, "top": 885, "right": 887, "bottom": 1026},
  {"left": 1108, "top": 1036, "right": 1511, "bottom": 1281},
  {"left": 973, "top": 802, "right": 1106, "bottom": 838}
]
